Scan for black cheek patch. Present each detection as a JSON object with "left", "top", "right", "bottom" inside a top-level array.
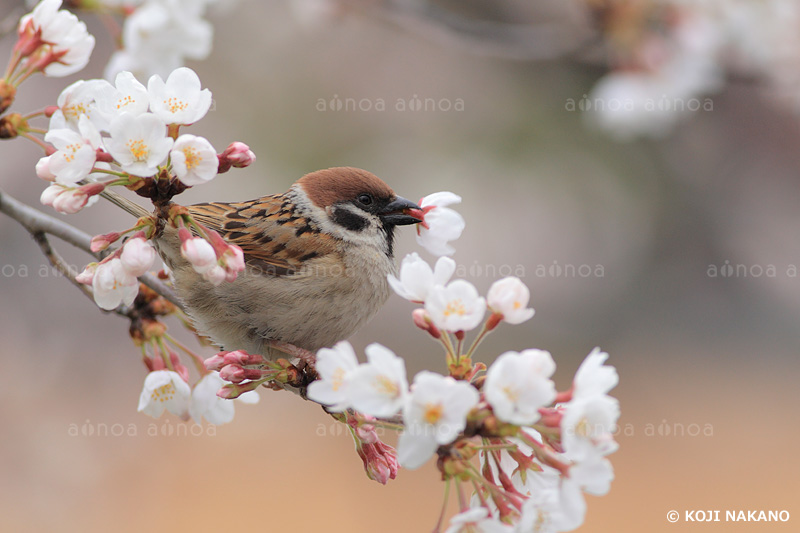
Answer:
[{"left": 331, "top": 207, "right": 369, "bottom": 232}]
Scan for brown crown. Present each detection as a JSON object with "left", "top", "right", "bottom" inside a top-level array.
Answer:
[{"left": 297, "top": 167, "right": 396, "bottom": 208}]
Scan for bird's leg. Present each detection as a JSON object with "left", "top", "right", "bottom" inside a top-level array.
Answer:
[{"left": 265, "top": 340, "right": 317, "bottom": 373}]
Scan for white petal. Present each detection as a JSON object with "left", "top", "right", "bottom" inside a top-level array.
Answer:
[{"left": 397, "top": 430, "right": 438, "bottom": 470}]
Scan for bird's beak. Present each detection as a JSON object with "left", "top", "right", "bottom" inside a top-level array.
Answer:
[{"left": 379, "top": 196, "right": 424, "bottom": 226}]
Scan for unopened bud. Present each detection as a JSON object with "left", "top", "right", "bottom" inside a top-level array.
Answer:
[
  {"left": 356, "top": 439, "right": 399, "bottom": 485},
  {"left": 412, "top": 309, "right": 441, "bottom": 339},
  {"left": 78, "top": 182, "right": 106, "bottom": 197},
  {"left": 485, "top": 312, "right": 503, "bottom": 331},
  {"left": 537, "top": 407, "right": 563, "bottom": 428},
  {"left": 217, "top": 380, "right": 262, "bottom": 399},
  {"left": 75, "top": 263, "right": 97, "bottom": 285},
  {"left": 95, "top": 149, "right": 114, "bottom": 163},
  {"left": 204, "top": 352, "right": 228, "bottom": 371},
  {"left": 90, "top": 232, "right": 121, "bottom": 252},
  {"left": 217, "top": 142, "right": 256, "bottom": 173}
]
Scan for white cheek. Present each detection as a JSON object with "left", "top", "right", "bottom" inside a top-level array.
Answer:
[{"left": 290, "top": 187, "right": 389, "bottom": 252}]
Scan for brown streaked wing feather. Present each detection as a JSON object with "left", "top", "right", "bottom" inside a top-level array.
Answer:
[{"left": 188, "top": 195, "right": 338, "bottom": 277}]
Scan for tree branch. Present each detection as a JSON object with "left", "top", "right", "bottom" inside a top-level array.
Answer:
[{"left": 0, "top": 187, "right": 183, "bottom": 309}]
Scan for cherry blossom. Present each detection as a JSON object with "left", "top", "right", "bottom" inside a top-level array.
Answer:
[
  {"left": 95, "top": 71, "right": 150, "bottom": 124},
  {"left": 92, "top": 257, "right": 139, "bottom": 310},
  {"left": 425, "top": 279, "right": 486, "bottom": 332},
  {"left": 486, "top": 276, "right": 535, "bottom": 325},
  {"left": 39, "top": 182, "right": 102, "bottom": 214},
  {"left": 17, "top": 0, "right": 96, "bottom": 77},
  {"left": 307, "top": 341, "right": 359, "bottom": 412},
  {"left": 560, "top": 395, "right": 620, "bottom": 461},
  {"left": 105, "top": 112, "right": 173, "bottom": 177},
  {"left": 180, "top": 233, "right": 217, "bottom": 273},
  {"left": 572, "top": 347, "right": 618, "bottom": 400},
  {"left": 397, "top": 371, "right": 478, "bottom": 469},
  {"left": 119, "top": 236, "right": 156, "bottom": 277},
  {"left": 137, "top": 370, "right": 192, "bottom": 419},
  {"left": 105, "top": 0, "right": 212, "bottom": 80},
  {"left": 483, "top": 349, "right": 556, "bottom": 426},
  {"left": 170, "top": 134, "right": 218, "bottom": 186},
  {"left": 415, "top": 191, "right": 465, "bottom": 256},
  {"left": 39, "top": 115, "right": 101, "bottom": 185},
  {"left": 347, "top": 344, "right": 408, "bottom": 418},
  {"left": 48, "top": 79, "right": 109, "bottom": 131},
  {"left": 147, "top": 67, "right": 212, "bottom": 125},
  {"left": 387, "top": 252, "right": 455, "bottom": 303}
]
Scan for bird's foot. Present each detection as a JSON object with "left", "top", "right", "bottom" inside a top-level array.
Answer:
[{"left": 265, "top": 340, "right": 317, "bottom": 373}]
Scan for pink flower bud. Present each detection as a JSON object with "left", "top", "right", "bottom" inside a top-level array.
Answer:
[
  {"left": 204, "top": 352, "right": 229, "bottom": 371},
  {"left": 216, "top": 379, "right": 262, "bottom": 399},
  {"left": 91, "top": 232, "right": 121, "bottom": 252},
  {"left": 169, "top": 350, "right": 190, "bottom": 383},
  {"left": 14, "top": 19, "right": 42, "bottom": 58},
  {"left": 36, "top": 156, "right": 56, "bottom": 181},
  {"left": 202, "top": 264, "right": 227, "bottom": 285},
  {"left": 78, "top": 182, "right": 106, "bottom": 197},
  {"left": 76, "top": 263, "right": 97, "bottom": 285},
  {"left": 220, "top": 245, "right": 245, "bottom": 281},
  {"left": 219, "top": 364, "right": 246, "bottom": 383},
  {"left": 537, "top": 407, "right": 563, "bottom": 428},
  {"left": 52, "top": 188, "right": 90, "bottom": 214},
  {"left": 223, "top": 350, "right": 263, "bottom": 366},
  {"left": 95, "top": 149, "right": 114, "bottom": 163},
  {"left": 40, "top": 184, "right": 61, "bottom": 207},
  {"left": 205, "top": 229, "right": 230, "bottom": 256},
  {"left": 217, "top": 142, "right": 256, "bottom": 173},
  {"left": 181, "top": 236, "right": 217, "bottom": 272},
  {"left": 485, "top": 312, "right": 503, "bottom": 331},
  {"left": 120, "top": 237, "right": 156, "bottom": 277},
  {"left": 412, "top": 309, "right": 441, "bottom": 339},
  {"left": 357, "top": 439, "right": 399, "bottom": 485}
]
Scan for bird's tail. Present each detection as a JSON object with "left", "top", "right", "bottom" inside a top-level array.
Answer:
[{"left": 100, "top": 189, "right": 152, "bottom": 219}]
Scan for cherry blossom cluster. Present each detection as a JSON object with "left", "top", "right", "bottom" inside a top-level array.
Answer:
[
  {"left": 2, "top": 3, "right": 620, "bottom": 529},
  {"left": 10, "top": 0, "right": 95, "bottom": 81},
  {"left": 182, "top": 186, "right": 619, "bottom": 528},
  {"left": 34, "top": 66, "right": 254, "bottom": 306},
  {"left": 103, "top": 0, "right": 219, "bottom": 81},
  {"left": 1, "top": 1, "right": 259, "bottom": 425},
  {"left": 18, "top": 0, "right": 227, "bottom": 81},
  {"left": 584, "top": 0, "right": 800, "bottom": 140},
  {"left": 303, "top": 244, "right": 619, "bottom": 530}
]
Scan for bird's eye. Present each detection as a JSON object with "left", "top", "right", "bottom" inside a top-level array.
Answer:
[{"left": 357, "top": 194, "right": 373, "bottom": 206}]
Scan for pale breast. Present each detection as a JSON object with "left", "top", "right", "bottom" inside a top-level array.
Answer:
[{"left": 160, "top": 228, "right": 395, "bottom": 356}]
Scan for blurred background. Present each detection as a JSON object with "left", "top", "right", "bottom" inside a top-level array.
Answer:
[{"left": 2, "top": 1, "right": 800, "bottom": 531}]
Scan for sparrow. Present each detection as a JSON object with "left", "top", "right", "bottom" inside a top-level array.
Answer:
[{"left": 110, "top": 167, "right": 422, "bottom": 359}]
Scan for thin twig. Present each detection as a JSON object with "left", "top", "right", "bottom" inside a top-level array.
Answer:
[
  {"left": 32, "top": 231, "right": 94, "bottom": 302},
  {"left": 0, "top": 187, "right": 183, "bottom": 309}
]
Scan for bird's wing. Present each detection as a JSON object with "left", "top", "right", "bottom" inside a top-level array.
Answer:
[{"left": 188, "top": 195, "right": 338, "bottom": 276}]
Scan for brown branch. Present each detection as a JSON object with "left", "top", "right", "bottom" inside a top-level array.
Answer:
[{"left": 0, "top": 187, "right": 183, "bottom": 309}]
